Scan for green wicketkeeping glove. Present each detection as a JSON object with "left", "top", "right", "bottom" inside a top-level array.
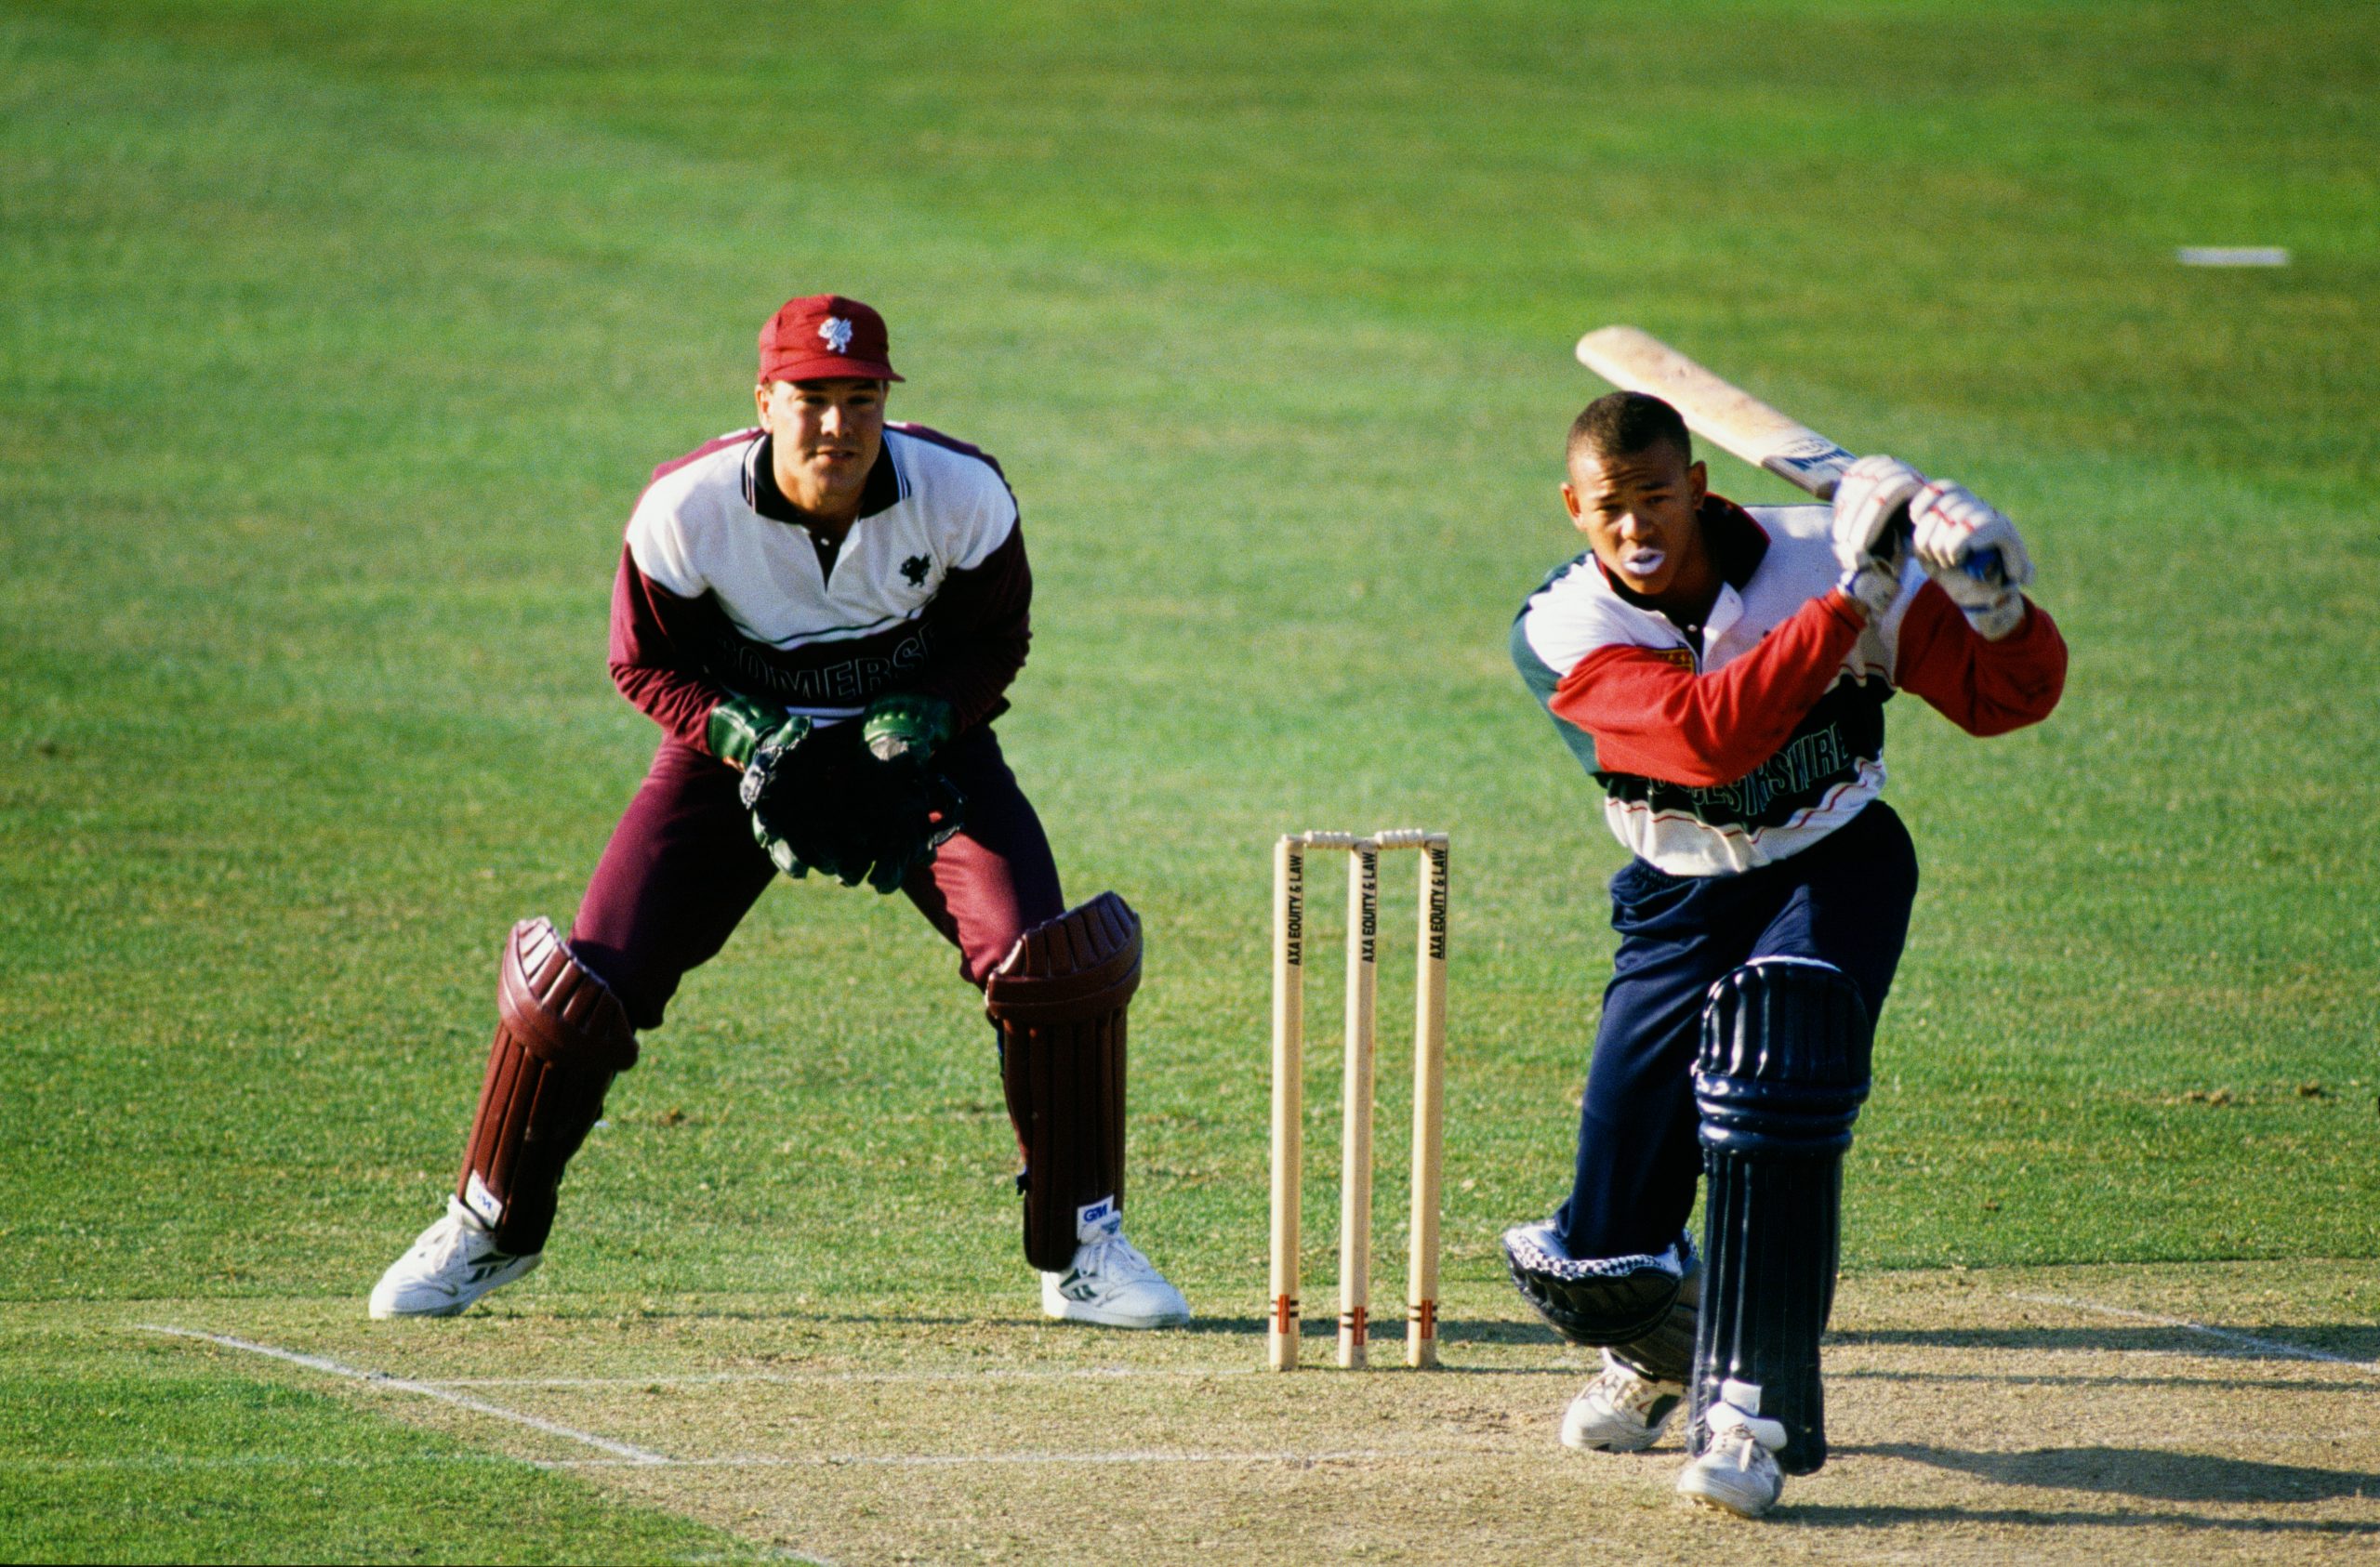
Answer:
[
  {"left": 708, "top": 694, "right": 806, "bottom": 771},
  {"left": 859, "top": 693, "right": 957, "bottom": 765},
  {"left": 734, "top": 711, "right": 872, "bottom": 884},
  {"left": 852, "top": 694, "right": 963, "bottom": 894}
]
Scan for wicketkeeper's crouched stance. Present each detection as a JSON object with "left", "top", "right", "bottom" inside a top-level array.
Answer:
[
  {"left": 370, "top": 295, "right": 1187, "bottom": 1329},
  {"left": 1502, "top": 393, "right": 2067, "bottom": 1515}
]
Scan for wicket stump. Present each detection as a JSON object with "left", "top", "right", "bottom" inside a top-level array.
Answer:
[{"left": 1268, "top": 829, "right": 1449, "bottom": 1370}]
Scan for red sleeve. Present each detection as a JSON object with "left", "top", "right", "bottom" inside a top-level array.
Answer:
[
  {"left": 905, "top": 521, "right": 1032, "bottom": 731},
  {"left": 1892, "top": 582, "right": 2068, "bottom": 736},
  {"left": 606, "top": 546, "right": 734, "bottom": 753},
  {"left": 1551, "top": 590, "right": 1867, "bottom": 787}
]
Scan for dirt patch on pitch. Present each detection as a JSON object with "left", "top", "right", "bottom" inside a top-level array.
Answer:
[{"left": 122, "top": 1262, "right": 2380, "bottom": 1564}]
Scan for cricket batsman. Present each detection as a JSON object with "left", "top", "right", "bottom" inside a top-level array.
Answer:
[
  {"left": 370, "top": 294, "right": 1188, "bottom": 1329},
  {"left": 1502, "top": 390, "right": 2066, "bottom": 1515}
]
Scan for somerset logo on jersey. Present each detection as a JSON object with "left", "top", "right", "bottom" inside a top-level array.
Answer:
[{"left": 819, "top": 316, "right": 854, "bottom": 354}]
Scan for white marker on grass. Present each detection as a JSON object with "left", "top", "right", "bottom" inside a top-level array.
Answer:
[{"left": 2177, "top": 247, "right": 2291, "bottom": 267}]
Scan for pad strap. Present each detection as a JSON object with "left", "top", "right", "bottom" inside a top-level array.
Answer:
[{"left": 456, "top": 918, "right": 638, "bottom": 1253}]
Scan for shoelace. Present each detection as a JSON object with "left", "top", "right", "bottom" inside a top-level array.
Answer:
[
  {"left": 1078, "top": 1231, "right": 1157, "bottom": 1285},
  {"left": 1707, "top": 1428, "right": 1777, "bottom": 1468},
  {"left": 1595, "top": 1367, "right": 1671, "bottom": 1418},
  {"left": 420, "top": 1218, "right": 503, "bottom": 1270},
  {"left": 418, "top": 1221, "right": 475, "bottom": 1267}
]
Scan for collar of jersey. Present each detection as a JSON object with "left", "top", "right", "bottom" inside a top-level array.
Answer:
[{"left": 747, "top": 433, "right": 904, "bottom": 527}]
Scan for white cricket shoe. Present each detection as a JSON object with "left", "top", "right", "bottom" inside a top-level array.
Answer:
[
  {"left": 1562, "top": 1351, "right": 1686, "bottom": 1452},
  {"left": 1039, "top": 1207, "right": 1189, "bottom": 1328},
  {"left": 1675, "top": 1399, "right": 1788, "bottom": 1519},
  {"left": 367, "top": 1198, "right": 542, "bottom": 1320}
]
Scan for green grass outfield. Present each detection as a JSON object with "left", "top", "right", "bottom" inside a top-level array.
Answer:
[{"left": 3, "top": 0, "right": 2375, "bottom": 1559}]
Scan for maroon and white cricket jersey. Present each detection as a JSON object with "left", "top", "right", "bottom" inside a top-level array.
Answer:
[{"left": 609, "top": 424, "right": 1033, "bottom": 752}]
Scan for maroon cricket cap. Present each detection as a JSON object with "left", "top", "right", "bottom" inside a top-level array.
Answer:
[{"left": 758, "top": 294, "right": 903, "bottom": 384}]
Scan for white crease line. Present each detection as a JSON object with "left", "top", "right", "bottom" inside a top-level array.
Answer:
[
  {"left": 2006, "top": 1295, "right": 2380, "bottom": 1373},
  {"left": 136, "top": 1325, "right": 671, "bottom": 1465},
  {"left": 553, "top": 1447, "right": 1487, "bottom": 1469}
]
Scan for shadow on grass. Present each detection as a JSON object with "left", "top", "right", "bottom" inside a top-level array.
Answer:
[
  {"left": 1789, "top": 1504, "right": 2380, "bottom": 1538},
  {"left": 1831, "top": 1324, "right": 2380, "bottom": 1361},
  {"left": 1835, "top": 1367, "right": 2374, "bottom": 1393},
  {"left": 1847, "top": 1442, "right": 2380, "bottom": 1505},
  {"left": 1177, "top": 1316, "right": 1562, "bottom": 1347},
  {"left": 519, "top": 1309, "right": 1566, "bottom": 1352}
]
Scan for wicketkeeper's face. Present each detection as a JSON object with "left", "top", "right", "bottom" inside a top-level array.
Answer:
[
  {"left": 757, "top": 377, "right": 888, "bottom": 513},
  {"left": 1564, "top": 442, "right": 1708, "bottom": 601}
]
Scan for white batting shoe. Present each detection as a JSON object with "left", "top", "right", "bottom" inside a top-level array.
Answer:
[
  {"left": 1675, "top": 1398, "right": 1788, "bottom": 1519},
  {"left": 1039, "top": 1208, "right": 1189, "bottom": 1328},
  {"left": 367, "top": 1198, "right": 541, "bottom": 1320},
  {"left": 1562, "top": 1352, "right": 1686, "bottom": 1452}
]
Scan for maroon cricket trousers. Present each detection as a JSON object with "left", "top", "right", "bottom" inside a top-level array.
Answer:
[{"left": 565, "top": 725, "right": 1066, "bottom": 1030}]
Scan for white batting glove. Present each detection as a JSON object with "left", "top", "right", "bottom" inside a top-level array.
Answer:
[
  {"left": 1831, "top": 455, "right": 1922, "bottom": 617},
  {"left": 1831, "top": 454, "right": 1926, "bottom": 573},
  {"left": 1910, "top": 480, "right": 2034, "bottom": 639}
]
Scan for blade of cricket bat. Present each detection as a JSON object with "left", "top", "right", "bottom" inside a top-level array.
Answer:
[
  {"left": 1574, "top": 324, "right": 2003, "bottom": 586},
  {"left": 1574, "top": 326, "right": 1857, "bottom": 499}
]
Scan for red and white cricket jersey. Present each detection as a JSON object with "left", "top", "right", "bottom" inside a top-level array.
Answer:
[{"left": 1514, "top": 497, "right": 2066, "bottom": 876}]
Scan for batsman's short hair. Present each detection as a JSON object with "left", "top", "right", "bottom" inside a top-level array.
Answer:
[{"left": 1568, "top": 390, "right": 1692, "bottom": 467}]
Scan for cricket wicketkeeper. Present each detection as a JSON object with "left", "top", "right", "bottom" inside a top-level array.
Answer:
[
  {"left": 370, "top": 294, "right": 1188, "bottom": 1328},
  {"left": 1502, "top": 391, "right": 2066, "bottom": 1515}
]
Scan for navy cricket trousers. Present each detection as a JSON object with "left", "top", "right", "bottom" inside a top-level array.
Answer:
[{"left": 1554, "top": 801, "right": 1919, "bottom": 1262}]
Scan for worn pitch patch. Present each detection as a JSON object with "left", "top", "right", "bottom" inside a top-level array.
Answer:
[{"left": 120, "top": 1263, "right": 2380, "bottom": 1565}]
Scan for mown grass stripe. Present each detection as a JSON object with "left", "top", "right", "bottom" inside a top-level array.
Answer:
[
  {"left": 424, "top": 1363, "right": 1573, "bottom": 1387},
  {"left": 0, "top": 1453, "right": 518, "bottom": 1470},
  {"left": 431, "top": 1366, "right": 1249, "bottom": 1387},
  {"left": 555, "top": 1448, "right": 1464, "bottom": 1468}
]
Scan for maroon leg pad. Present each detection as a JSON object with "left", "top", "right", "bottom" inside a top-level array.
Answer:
[
  {"left": 983, "top": 893, "right": 1142, "bottom": 1271},
  {"left": 457, "top": 917, "right": 640, "bottom": 1254}
]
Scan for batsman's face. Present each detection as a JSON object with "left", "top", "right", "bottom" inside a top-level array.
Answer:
[
  {"left": 1564, "top": 443, "right": 1708, "bottom": 600},
  {"left": 758, "top": 377, "right": 887, "bottom": 518}
]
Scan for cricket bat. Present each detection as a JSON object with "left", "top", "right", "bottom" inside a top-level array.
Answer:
[{"left": 1574, "top": 325, "right": 2003, "bottom": 584}]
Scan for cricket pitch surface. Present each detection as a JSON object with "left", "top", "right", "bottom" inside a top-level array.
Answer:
[{"left": 69, "top": 1261, "right": 2380, "bottom": 1563}]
